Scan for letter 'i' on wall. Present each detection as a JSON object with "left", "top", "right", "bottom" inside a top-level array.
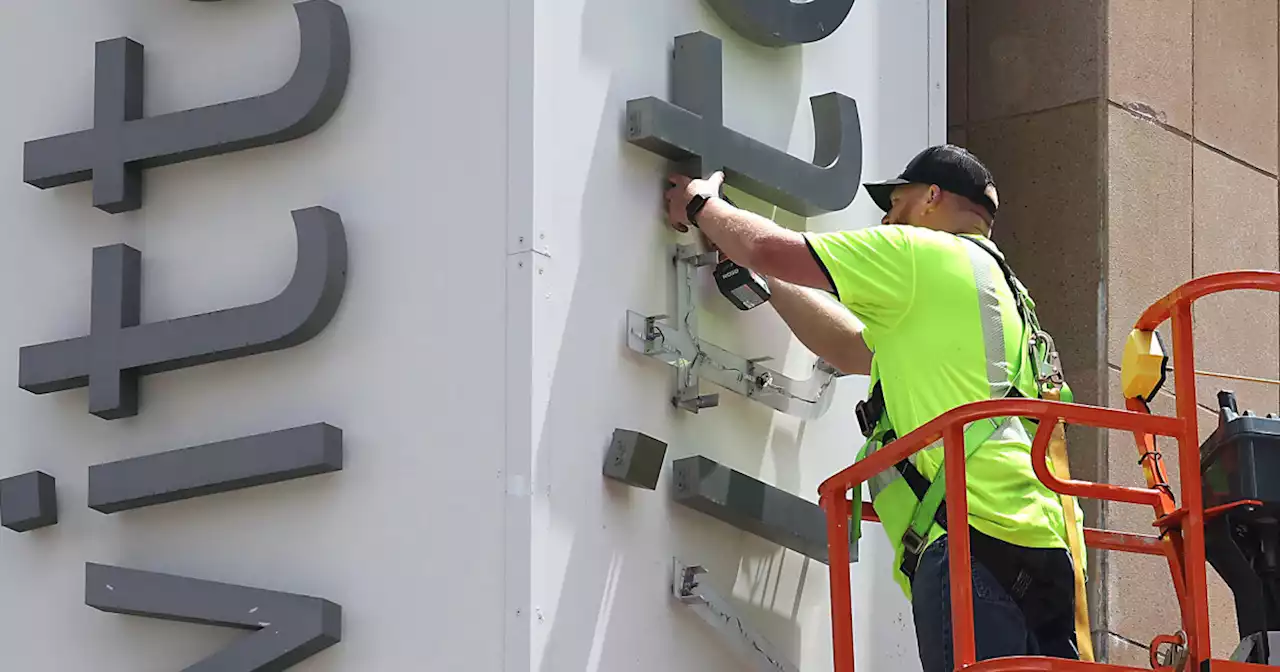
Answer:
[
  {"left": 22, "top": 0, "right": 350, "bottom": 214},
  {"left": 702, "top": 0, "right": 857, "bottom": 47},
  {"left": 6, "top": 3, "right": 352, "bottom": 670}
]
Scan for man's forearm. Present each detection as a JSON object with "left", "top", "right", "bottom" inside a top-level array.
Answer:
[
  {"left": 767, "top": 277, "right": 872, "bottom": 376},
  {"left": 696, "top": 197, "right": 799, "bottom": 267},
  {"left": 692, "top": 197, "right": 834, "bottom": 291}
]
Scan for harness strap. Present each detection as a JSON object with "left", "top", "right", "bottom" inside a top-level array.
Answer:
[
  {"left": 1043, "top": 385, "right": 1096, "bottom": 662},
  {"left": 897, "top": 412, "right": 1014, "bottom": 580},
  {"left": 958, "top": 236, "right": 1095, "bottom": 661},
  {"left": 964, "top": 235, "right": 1034, "bottom": 332}
]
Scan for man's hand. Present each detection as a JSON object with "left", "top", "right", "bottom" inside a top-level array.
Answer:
[
  {"left": 659, "top": 169, "right": 835, "bottom": 293},
  {"left": 664, "top": 171, "right": 726, "bottom": 233}
]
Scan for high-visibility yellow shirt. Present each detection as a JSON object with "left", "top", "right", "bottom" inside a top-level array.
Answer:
[{"left": 804, "top": 224, "right": 1084, "bottom": 598}]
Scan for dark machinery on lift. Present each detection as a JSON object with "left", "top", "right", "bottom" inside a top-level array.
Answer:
[{"left": 1202, "top": 389, "right": 1280, "bottom": 664}]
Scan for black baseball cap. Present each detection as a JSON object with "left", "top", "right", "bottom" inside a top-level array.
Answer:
[{"left": 863, "top": 145, "right": 999, "bottom": 219}]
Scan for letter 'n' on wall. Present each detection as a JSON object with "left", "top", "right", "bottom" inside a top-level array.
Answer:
[{"left": 22, "top": 0, "right": 351, "bottom": 214}]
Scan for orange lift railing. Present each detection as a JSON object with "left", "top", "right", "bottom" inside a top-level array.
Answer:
[{"left": 818, "top": 270, "right": 1280, "bottom": 672}]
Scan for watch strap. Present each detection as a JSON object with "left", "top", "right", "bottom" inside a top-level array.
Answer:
[{"left": 686, "top": 193, "right": 713, "bottom": 228}]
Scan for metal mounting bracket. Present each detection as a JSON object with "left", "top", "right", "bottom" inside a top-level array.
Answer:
[
  {"left": 671, "top": 558, "right": 799, "bottom": 672},
  {"left": 627, "top": 244, "right": 846, "bottom": 417}
]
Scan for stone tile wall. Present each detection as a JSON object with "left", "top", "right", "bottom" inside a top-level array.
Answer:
[{"left": 948, "top": 0, "right": 1280, "bottom": 663}]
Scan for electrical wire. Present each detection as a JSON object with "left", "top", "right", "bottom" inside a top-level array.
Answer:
[
  {"left": 1098, "top": 629, "right": 1153, "bottom": 652},
  {"left": 1165, "top": 364, "right": 1280, "bottom": 387}
]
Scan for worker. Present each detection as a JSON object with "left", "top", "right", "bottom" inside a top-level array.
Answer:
[{"left": 661, "top": 145, "right": 1087, "bottom": 671}]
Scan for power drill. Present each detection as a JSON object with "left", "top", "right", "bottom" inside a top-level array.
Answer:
[
  {"left": 713, "top": 255, "right": 771, "bottom": 311},
  {"left": 686, "top": 190, "right": 772, "bottom": 311}
]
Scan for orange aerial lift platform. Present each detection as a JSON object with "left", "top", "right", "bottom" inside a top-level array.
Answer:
[{"left": 820, "top": 270, "right": 1280, "bottom": 672}]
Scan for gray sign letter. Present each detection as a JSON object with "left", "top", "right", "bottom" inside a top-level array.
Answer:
[
  {"left": 89, "top": 423, "right": 343, "bottom": 514},
  {"left": 86, "top": 563, "right": 342, "bottom": 671},
  {"left": 703, "top": 0, "right": 856, "bottom": 47},
  {"left": 23, "top": 0, "right": 350, "bottom": 214},
  {"left": 626, "top": 32, "right": 862, "bottom": 217},
  {"left": 18, "top": 207, "right": 348, "bottom": 420}
]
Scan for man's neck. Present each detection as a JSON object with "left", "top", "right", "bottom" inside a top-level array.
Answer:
[
  {"left": 931, "top": 205, "right": 993, "bottom": 237},
  {"left": 928, "top": 219, "right": 990, "bottom": 238}
]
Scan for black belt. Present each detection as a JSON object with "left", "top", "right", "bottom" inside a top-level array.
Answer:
[{"left": 927, "top": 529, "right": 1078, "bottom": 634}]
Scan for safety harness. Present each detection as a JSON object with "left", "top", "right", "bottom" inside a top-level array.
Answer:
[
  {"left": 848, "top": 234, "right": 1094, "bottom": 659},
  {"left": 857, "top": 379, "right": 1029, "bottom": 580}
]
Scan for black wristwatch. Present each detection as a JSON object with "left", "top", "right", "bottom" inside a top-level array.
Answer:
[{"left": 685, "top": 193, "right": 716, "bottom": 228}]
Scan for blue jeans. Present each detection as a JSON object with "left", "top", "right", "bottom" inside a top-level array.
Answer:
[{"left": 911, "top": 537, "right": 1079, "bottom": 672}]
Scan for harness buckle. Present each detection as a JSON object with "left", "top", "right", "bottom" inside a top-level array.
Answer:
[
  {"left": 902, "top": 526, "right": 928, "bottom": 557},
  {"left": 1031, "top": 330, "right": 1064, "bottom": 387},
  {"left": 855, "top": 399, "right": 877, "bottom": 438},
  {"left": 856, "top": 383, "right": 886, "bottom": 439}
]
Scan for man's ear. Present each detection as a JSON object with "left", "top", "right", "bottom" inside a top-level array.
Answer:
[{"left": 985, "top": 184, "right": 1000, "bottom": 210}]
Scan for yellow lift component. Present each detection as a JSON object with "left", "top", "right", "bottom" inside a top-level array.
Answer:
[{"left": 1121, "top": 329, "right": 1169, "bottom": 402}]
